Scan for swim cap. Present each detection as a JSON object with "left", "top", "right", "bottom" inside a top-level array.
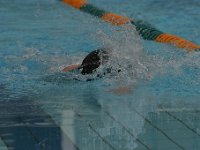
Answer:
[{"left": 80, "top": 49, "right": 109, "bottom": 74}]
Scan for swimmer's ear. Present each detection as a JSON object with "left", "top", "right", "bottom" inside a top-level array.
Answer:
[{"left": 62, "top": 64, "right": 81, "bottom": 72}]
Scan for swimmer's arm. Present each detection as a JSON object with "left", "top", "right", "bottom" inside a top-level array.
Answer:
[{"left": 62, "top": 64, "right": 81, "bottom": 72}]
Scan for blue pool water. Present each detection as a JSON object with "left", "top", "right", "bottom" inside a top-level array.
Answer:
[{"left": 0, "top": 0, "right": 200, "bottom": 149}]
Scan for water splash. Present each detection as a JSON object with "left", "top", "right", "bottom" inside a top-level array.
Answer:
[
  {"left": 90, "top": 24, "right": 155, "bottom": 90},
  {"left": 94, "top": 24, "right": 200, "bottom": 94}
]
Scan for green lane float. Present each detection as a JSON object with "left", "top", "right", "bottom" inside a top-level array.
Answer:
[{"left": 62, "top": 0, "right": 200, "bottom": 52}]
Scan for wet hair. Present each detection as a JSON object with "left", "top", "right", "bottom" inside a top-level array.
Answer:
[{"left": 79, "top": 49, "right": 109, "bottom": 75}]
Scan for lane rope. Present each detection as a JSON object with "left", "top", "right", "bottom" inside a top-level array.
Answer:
[{"left": 62, "top": 0, "right": 200, "bottom": 52}]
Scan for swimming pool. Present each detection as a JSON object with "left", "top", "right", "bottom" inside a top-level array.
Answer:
[{"left": 0, "top": 0, "right": 200, "bottom": 149}]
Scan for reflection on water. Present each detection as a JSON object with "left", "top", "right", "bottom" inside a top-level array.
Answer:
[
  {"left": 36, "top": 78, "right": 158, "bottom": 150},
  {"left": 37, "top": 76, "right": 200, "bottom": 150},
  {"left": 1, "top": 79, "right": 200, "bottom": 150}
]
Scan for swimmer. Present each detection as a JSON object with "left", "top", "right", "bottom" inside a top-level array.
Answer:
[
  {"left": 62, "top": 48, "right": 110, "bottom": 74},
  {"left": 62, "top": 48, "right": 131, "bottom": 94}
]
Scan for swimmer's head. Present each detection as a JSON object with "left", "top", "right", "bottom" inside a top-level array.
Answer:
[
  {"left": 80, "top": 49, "right": 109, "bottom": 74},
  {"left": 63, "top": 48, "right": 109, "bottom": 74}
]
